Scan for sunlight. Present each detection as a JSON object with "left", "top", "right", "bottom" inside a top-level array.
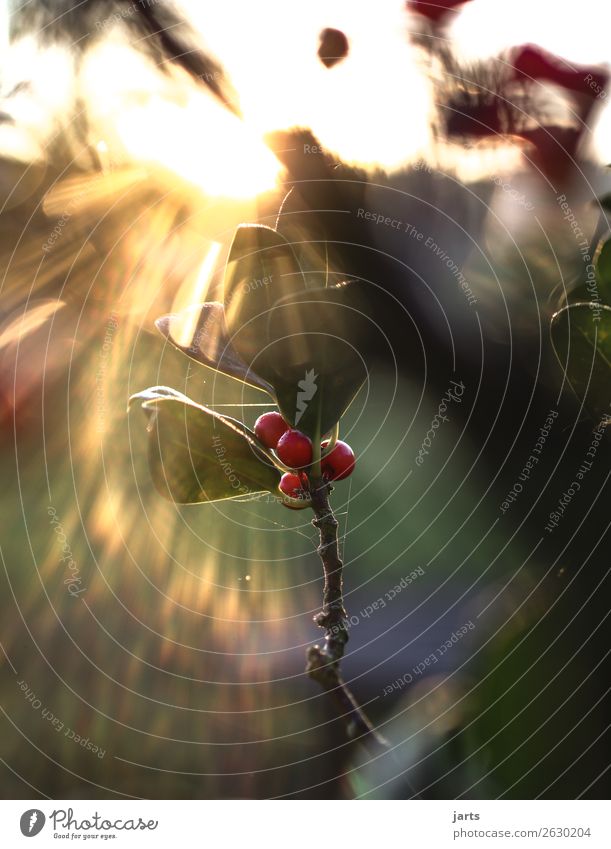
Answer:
[
  {"left": 170, "top": 241, "right": 223, "bottom": 345},
  {"left": 449, "top": 0, "right": 611, "bottom": 168},
  {"left": 4, "top": 0, "right": 611, "bottom": 194},
  {"left": 181, "top": 0, "right": 432, "bottom": 171},
  {"left": 0, "top": 300, "right": 65, "bottom": 350},
  {"left": 451, "top": 0, "right": 611, "bottom": 65},
  {"left": 116, "top": 92, "right": 281, "bottom": 198},
  {"left": 0, "top": 36, "right": 74, "bottom": 162},
  {"left": 80, "top": 37, "right": 281, "bottom": 199}
]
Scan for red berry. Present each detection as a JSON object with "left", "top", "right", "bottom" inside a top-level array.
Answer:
[
  {"left": 279, "top": 472, "right": 303, "bottom": 498},
  {"left": 276, "top": 429, "right": 313, "bottom": 469},
  {"left": 279, "top": 473, "right": 310, "bottom": 509},
  {"left": 321, "top": 439, "right": 355, "bottom": 481},
  {"left": 254, "top": 411, "right": 289, "bottom": 449}
]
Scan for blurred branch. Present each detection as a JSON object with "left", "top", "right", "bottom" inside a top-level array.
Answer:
[
  {"left": 134, "top": 0, "right": 240, "bottom": 115},
  {"left": 8, "top": 1, "right": 239, "bottom": 115},
  {"left": 306, "top": 476, "right": 388, "bottom": 754}
]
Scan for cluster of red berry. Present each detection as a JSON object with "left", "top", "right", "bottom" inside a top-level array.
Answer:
[{"left": 254, "top": 411, "right": 355, "bottom": 509}]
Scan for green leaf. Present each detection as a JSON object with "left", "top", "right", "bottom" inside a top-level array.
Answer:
[
  {"left": 550, "top": 302, "right": 611, "bottom": 425},
  {"left": 129, "top": 388, "right": 281, "bottom": 504},
  {"left": 155, "top": 302, "right": 275, "bottom": 396},
  {"left": 275, "top": 217, "right": 335, "bottom": 286},
  {"left": 558, "top": 236, "right": 611, "bottom": 309},
  {"left": 223, "top": 225, "right": 306, "bottom": 375},
  {"left": 266, "top": 283, "right": 372, "bottom": 437}
]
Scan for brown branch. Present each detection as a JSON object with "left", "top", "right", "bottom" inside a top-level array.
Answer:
[{"left": 306, "top": 476, "right": 389, "bottom": 754}]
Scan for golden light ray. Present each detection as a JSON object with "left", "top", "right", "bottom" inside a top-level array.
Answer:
[
  {"left": 0, "top": 36, "right": 74, "bottom": 163},
  {"left": 116, "top": 93, "right": 281, "bottom": 198},
  {"left": 77, "top": 34, "right": 281, "bottom": 199},
  {"left": 182, "top": 0, "right": 432, "bottom": 171},
  {"left": 41, "top": 168, "right": 149, "bottom": 221},
  {"left": 170, "top": 240, "right": 223, "bottom": 342},
  {"left": 0, "top": 299, "right": 65, "bottom": 350}
]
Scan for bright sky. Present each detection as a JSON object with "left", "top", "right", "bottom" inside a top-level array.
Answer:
[
  {"left": 450, "top": 0, "right": 611, "bottom": 65},
  {"left": 0, "top": 0, "right": 7, "bottom": 51},
  {"left": 1, "top": 0, "right": 611, "bottom": 189},
  {"left": 180, "top": 0, "right": 611, "bottom": 172}
]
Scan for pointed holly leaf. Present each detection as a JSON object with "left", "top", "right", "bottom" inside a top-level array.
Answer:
[
  {"left": 551, "top": 302, "right": 611, "bottom": 425},
  {"left": 265, "top": 283, "right": 374, "bottom": 437},
  {"left": 155, "top": 302, "right": 275, "bottom": 396},
  {"left": 128, "top": 385, "right": 190, "bottom": 407},
  {"left": 275, "top": 217, "right": 335, "bottom": 285},
  {"left": 129, "top": 387, "right": 281, "bottom": 503},
  {"left": 223, "top": 225, "right": 306, "bottom": 375}
]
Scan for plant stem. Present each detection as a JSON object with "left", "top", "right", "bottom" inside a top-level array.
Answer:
[{"left": 306, "top": 476, "right": 389, "bottom": 754}]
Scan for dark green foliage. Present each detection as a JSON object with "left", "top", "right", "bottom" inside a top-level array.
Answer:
[
  {"left": 129, "top": 387, "right": 281, "bottom": 503},
  {"left": 133, "top": 225, "right": 371, "bottom": 502},
  {"left": 550, "top": 303, "right": 611, "bottom": 425}
]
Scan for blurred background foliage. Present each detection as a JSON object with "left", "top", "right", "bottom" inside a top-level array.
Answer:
[
  {"left": 1, "top": 0, "right": 610, "bottom": 800},
  {"left": 1, "top": 302, "right": 608, "bottom": 797}
]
